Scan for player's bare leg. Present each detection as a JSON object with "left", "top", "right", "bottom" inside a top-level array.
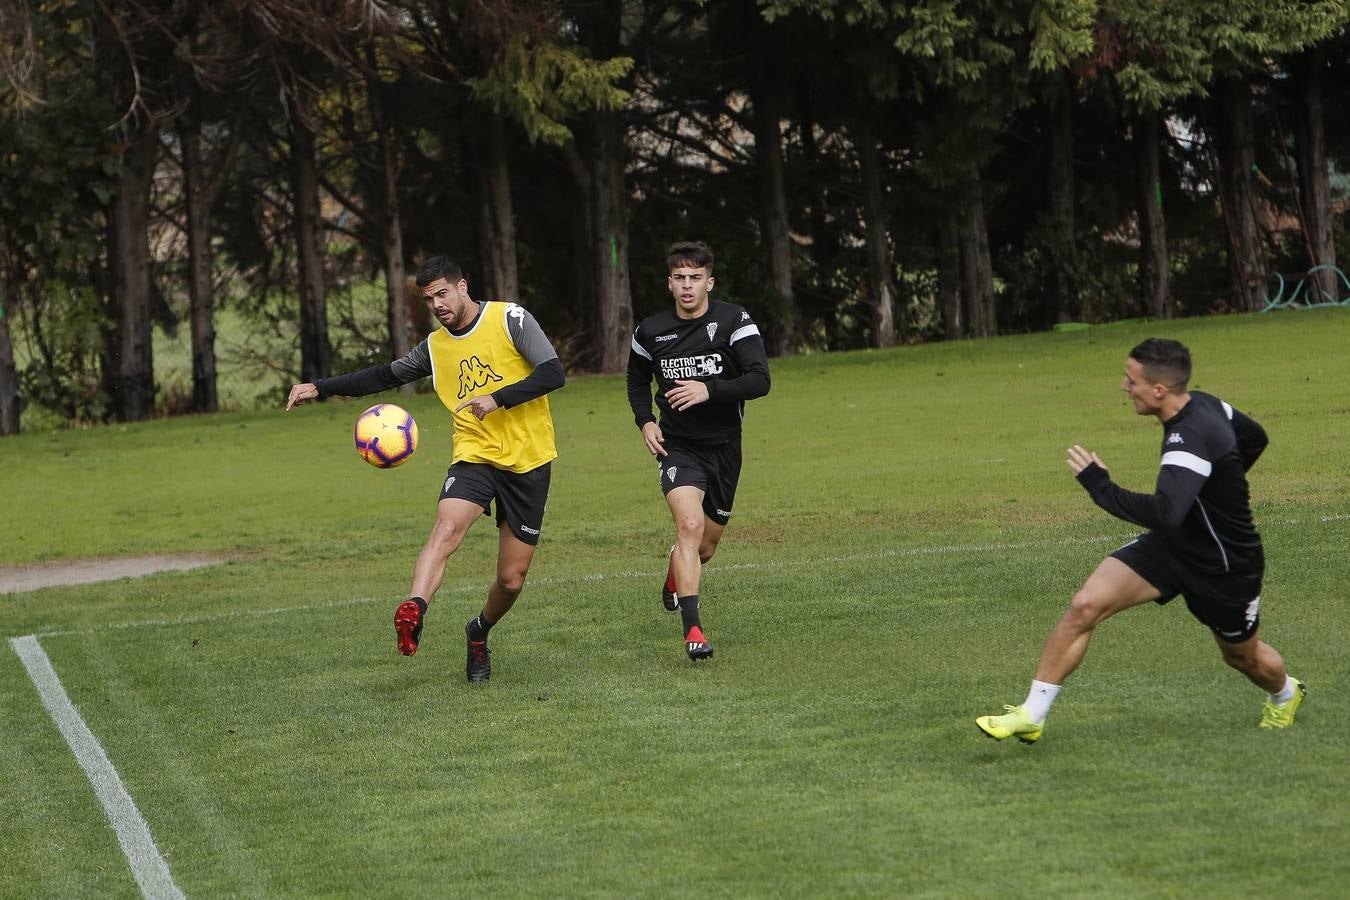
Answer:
[
  {"left": 395, "top": 498, "right": 482, "bottom": 656},
  {"left": 662, "top": 513, "right": 724, "bottom": 611},
  {"left": 1034, "top": 557, "right": 1161, "bottom": 684},
  {"left": 1214, "top": 630, "right": 1306, "bottom": 728},
  {"left": 464, "top": 527, "right": 538, "bottom": 683},
  {"left": 665, "top": 486, "right": 713, "bottom": 659},
  {"left": 1215, "top": 631, "right": 1286, "bottom": 692},
  {"left": 978, "top": 557, "right": 1159, "bottom": 742}
]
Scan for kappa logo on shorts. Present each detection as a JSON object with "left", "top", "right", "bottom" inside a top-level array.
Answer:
[
  {"left": 458, "top": 355, "right": 504, "bottom": 399},
  {"left": 706, "top": 322, "right": 719, "bottom": 341},
  {"left": 520, "top": 525, "right": 541, "bottom": 536},
  {"left": 716, "top": 509, "right": 731, "bottom": 518},
  {"left": 444, "top": 475, "right": 456, "bottom": 492},
  {"left": 1166, "top": 432, "right": 1184, "bottom": 445},
  {"left": 666, "top": 466, "right": 678, "bottom": 482}
]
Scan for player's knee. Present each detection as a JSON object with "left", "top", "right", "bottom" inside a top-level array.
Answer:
[
  {"left": 676, "top": 515, "right": 704, "bottom": 542},
  {"left": 1219, "top": 643, "right": 1255, "bottom": 672},
  {"left": 429, "top": 518, "right": 466, "bottom": 548},
  {"left": 496, "top": 571, "right": 527, "bottom": 597},
  {"left": 1065, "top": 589, "right": 1109, "bottom": 626}
]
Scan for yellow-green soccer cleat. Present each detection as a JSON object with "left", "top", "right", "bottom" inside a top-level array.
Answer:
[
  {"left": 976, "top": 705, "right": 1044, "bottom": 744},
  {"left": 1259, "top": 678, "right": 1306, "bottom": 730}
]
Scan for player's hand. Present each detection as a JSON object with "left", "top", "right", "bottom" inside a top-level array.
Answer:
[
  {"left": 455, "top": 395, "right": 500, "bottom": 420},
  {"left": 665, "top": 379, "right": 710, "bottom": 411},
  {"left": 642, "top": 421, "right": 667, "bottom": 458},
  {"left": 1066, "top": 444, "right": 1106, "bottom": 475},
  {"left": 286, "top": 383, "right": 318, "bottom": 410}
]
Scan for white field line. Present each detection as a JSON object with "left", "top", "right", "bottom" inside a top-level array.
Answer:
[
  {"left": 18, "top": 513, "right": 1347, "bottom": 642},
  {"left": 10, "top": 635, "right": 186, "bottom": 900}
]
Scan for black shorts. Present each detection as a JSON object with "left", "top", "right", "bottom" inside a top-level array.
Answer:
[
  {"left": 1111, "top": 532, "right": 1264, "bottom": 643},
  {"left": 437, "top": 461, "right": 551, "bottom": 546},
  {"left": 657, "top": 439, "right": 742, "bottom": 526}
]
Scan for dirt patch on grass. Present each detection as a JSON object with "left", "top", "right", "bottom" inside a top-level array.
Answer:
[{"left": 0, "top": 554, "right": 225, "bottom": 594}]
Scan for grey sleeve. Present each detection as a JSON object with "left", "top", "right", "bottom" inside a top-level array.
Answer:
[
  {"left": 504, "top": 304, "right": 560, "bottom": 367},
  {"left": 391, "top": 339, "right": 433, "bottom": 382}
]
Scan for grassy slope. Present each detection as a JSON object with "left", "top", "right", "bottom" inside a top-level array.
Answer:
[{"left": 3, "top": 309, "right": 1348, "bottom": 897}]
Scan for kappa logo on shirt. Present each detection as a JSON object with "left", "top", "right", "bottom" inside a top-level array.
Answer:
[
  {"left": 1166, "top": 432, "right": 1184, "bottom": 445},
  {"left": 458, "top": 355, "right": 504, "bottom": 399},
  {"left": 655, "top": 334, "right": 678, "bottom": 342},
  {"left": 740, "top": 311, "right": 750, "bottom": 321}
]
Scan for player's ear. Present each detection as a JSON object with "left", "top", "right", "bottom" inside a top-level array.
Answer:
[{"left": 706, "top": 276, "right": 714, "bottom": 292}]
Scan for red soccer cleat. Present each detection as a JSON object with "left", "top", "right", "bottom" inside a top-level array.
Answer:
[{"left": 394, "top": 600, "right": 424, "bottom": 656}]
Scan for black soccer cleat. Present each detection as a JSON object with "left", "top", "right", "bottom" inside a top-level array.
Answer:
[
  {"left": 662, "top": 544, "right": 680, "bottom": 612},
  {"left": 465, "top": 618, "right": 491, "bottom": 683},
  {"left": 394, "top": 600, "right": 424, "bottom": 656},
  {"left": 685, "top": 626, "right": 713, "bottom": 661}
]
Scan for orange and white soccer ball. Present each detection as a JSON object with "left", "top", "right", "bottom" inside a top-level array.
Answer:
[{"left": 353, "top": 403, "right": 419, "bottom": 469}]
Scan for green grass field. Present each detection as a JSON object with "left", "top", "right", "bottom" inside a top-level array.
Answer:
[{"left": 3, "top": 310, "right": 1348, "bottom": 897}]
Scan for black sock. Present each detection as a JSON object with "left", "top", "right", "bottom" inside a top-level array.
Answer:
[
  {"left": 679, "top": 594, "right": 701, "bottom": 637},
  {"left": 467, "top": 613, "right": 494, "bottom": 642},
  {"left": 410, "top": 597, "right": 428, "bottom": 617}
]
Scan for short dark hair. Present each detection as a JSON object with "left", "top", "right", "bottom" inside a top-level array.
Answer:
[
  {"left": 1129, "top": 337, "right": 1191, "bottom": 391},
  {"left": 414, "top": 256, "right": 465, "bottom": 288},
  {"left": 667, "top": 241, "right": 714, "bottom": 274}
]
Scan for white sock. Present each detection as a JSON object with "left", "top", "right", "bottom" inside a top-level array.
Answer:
[
  {"left": 1270, "top": 675, "right": 1296, "bottom": 705},
  {"left": 1022, "top": 680, "right": 1061, "bottom": 723}
]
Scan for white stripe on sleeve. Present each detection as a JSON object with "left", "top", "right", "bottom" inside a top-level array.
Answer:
[
  {"left": 631, "top": 336, "right": 652, "bottom": 360},
  {"left": 1221, "top": 400, "right": 1233, "bottom": 420},
  {"left": 1161, "top": 450, "right": 1212, "bottom": 477},
  {"left": 729, "top": 324, "right": 760, "bottom": 344}
]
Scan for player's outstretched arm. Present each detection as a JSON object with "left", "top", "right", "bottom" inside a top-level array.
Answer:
[
  {"left": 286, "top": 383, "right": 318, "bottom": 410},
  {"left": 1071, "top": 442, "right": 1205, "bottom": 530}
]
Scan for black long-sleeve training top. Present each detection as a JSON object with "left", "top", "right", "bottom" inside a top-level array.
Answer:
[{"left": 1076, "top": 391, "right": 1268, "bottom": 576}]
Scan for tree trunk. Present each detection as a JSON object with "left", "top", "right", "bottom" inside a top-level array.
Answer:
[
  {"left": 1047, "top": 73, "right": 1078, "bottom": 322},
  {"left": 178, "top": 115, "right": 219, "bottom": 413},
  {"left": 1134, "top": 112, "right": 1173, "bottom": 319},
  {"left": 750, "top": 43, "right": 796, "bottom": 356},
  {"left": 1214, "top": 79, "right": 1265, "bottom": 312},
  {"left": 857, "top": 115, "right": 897, "bottom": 347},
  {"left": 0, "top": 262, "right": 18, "bottom": 434},
  {"left": 290, "top": 116, "right": 332, "bottom": 382},
  {"left": 590, "top": 109, "right": 633, "bottom": 373},
  {"left": 366, "top": 63, "right": 412, "bottom": 386},
  {"left": 107, "top": 122, "right": 160, "bottom": 421},
  {"left": 562, "top": 141, "right": 596, "bottom": 367},
  {"left": 959, "top": 174, "right": 996, "bottom": 338},
  {"left": 1293, "top": 47, "right": 1337, "bottom": 302},
  {"left": 938, "top": 213, "right": 963, "bottom": 340},
  {"left": 479, "top": 110, "right": 519, "bottom": 303}
]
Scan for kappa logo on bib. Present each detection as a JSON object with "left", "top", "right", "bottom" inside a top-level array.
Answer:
[{"left": 458, "top": 355, "right": 504, "bottom": 398}]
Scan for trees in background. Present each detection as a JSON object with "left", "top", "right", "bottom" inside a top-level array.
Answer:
[{"left": 0, "top": 0, "right": 1347, "bottom": 433}]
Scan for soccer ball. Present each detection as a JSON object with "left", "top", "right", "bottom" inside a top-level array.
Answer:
[{"left": 354, "top": 403, "right": 419, "bottom": 469}]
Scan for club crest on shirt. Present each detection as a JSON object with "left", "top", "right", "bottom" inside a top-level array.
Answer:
[{"left": 706, "top": 322, "right": 718, "bottom": 341}]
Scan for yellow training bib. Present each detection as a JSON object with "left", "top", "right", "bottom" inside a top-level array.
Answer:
[{"left": 428, "top": 302, "right": 557, "bottom": 473}]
